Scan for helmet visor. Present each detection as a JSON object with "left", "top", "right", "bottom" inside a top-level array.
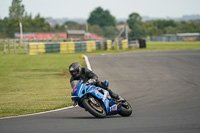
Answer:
[{"left": 72, "top": 71, "right": 78, "bottom": 76}]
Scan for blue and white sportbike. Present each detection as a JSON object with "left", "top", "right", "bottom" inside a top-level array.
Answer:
[{"left": 71, "top": 80, "right": 132, "bottom": 118}]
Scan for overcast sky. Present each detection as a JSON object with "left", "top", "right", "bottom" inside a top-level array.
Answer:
[{"left": 1, "top": 0, "right": 200, "bottom": 19}]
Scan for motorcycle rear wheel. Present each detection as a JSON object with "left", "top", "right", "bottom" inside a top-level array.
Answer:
[
  {"left": 118, "top": 101, "right": 132, "bottom": 117},
  {"left": 82, "top": 95, "right": 106, "bottom": 118}
]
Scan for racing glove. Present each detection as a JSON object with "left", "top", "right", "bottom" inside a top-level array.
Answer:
[{"left": 86, "top": 79, "right": 96, "bottom": 85}]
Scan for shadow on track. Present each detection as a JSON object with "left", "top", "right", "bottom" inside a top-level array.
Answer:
[{"left": 47, "top": 115, "right": 124, "bottom": 120}]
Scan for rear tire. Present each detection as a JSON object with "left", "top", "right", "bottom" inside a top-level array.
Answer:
[
  {"left": 118, "top": 101, "right": 132, "bottom": 117},
  {"left": 82, "top": 96, "right": 106, "bottom": 118}
]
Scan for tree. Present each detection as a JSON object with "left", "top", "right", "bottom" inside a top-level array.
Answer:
[
  {"left": 21, "top": 13, "right": 51, "bottom": 33},
  {"left": 88, "top": 24, "right": 104, "bottom": 36},
  {"left": 127, "top": 12, "right": 145, "bottom": 39},
  {"left": 165, "top": 26, "right": 177, "bottom": 34},
  {"left": 32, "top": 14, "right": 50, "bottom": 32},
  {"left": 103, "top": 26, "right": 118, "bottom": 39},
  {"left": 9, "top": 0, "right": 25, "bottom": 20},
  {"left": 6, "top": 18, "right": 20, "bottom": 37},
  {"left": 0, "top": 18, "right": 9, "bottom": 38},
  {"left": 143, "top": 21, "right": 157, "bottom": 37},
  {"left": 152, "top": 19, "right": 176, "bottom": 34},
  {"left": 87, "top": 7, "right": 118, "bottom": 39},
  {"left": 64, "top": 21, "right": 85, "bottom": 30},
  {"left": 53, "top": 24, "right": 65, "bottom": 32},
  {"left": 87, "top": 7, "right": 116, "bottom": 27}
]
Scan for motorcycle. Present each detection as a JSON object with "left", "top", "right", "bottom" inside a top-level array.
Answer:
[{"left": 71, "top": 80, "right": 132, "bottom": 118}]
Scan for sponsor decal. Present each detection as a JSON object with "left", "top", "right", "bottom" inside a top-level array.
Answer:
[
  {"left": 73, "top": 86, "right": 77, "bottom": 92},
  {"left": 110, "top": 104, "right": 117, "bottom": 112},
  {"left": 102, "top": 91, "right": 108, "bottom": 101},
  {"left": 95, "top": 90, "right": 98, "bottom": 95}
]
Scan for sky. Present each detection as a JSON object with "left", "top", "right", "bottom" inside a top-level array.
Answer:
[{"left": 0, "top": 0, "right": 200, "bottom": 19}]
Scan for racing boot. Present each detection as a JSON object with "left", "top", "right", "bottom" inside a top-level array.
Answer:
[
  {"left": 108, "top": 89, "right": 118, "bottom": 99},
  {"left": 108, "top": 89, "right": 125, "bottom": 102},
  {"left": 117, "top": 96, "right": 126, "bottom": 102}
]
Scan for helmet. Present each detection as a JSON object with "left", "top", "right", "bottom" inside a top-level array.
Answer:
[{"left": 69, "top": 62, "right": 82, "bottom": 78}]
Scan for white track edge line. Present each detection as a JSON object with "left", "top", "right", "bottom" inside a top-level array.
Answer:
[
  {"left": 83, "top": 55, "right": 92, "bottom": 71},
  {"left": 0, "top": 55, "right": 92, "bottom": 120},
  {"left": 0, "top": 106, "right": 77, "bottom": 120}
]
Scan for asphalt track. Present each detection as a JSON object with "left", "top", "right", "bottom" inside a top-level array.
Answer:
[{"left": 1, "top": 50, "right": 200, "bottom": 133}]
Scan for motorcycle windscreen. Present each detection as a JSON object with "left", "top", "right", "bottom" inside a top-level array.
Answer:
[{"left": 70, "top": 80, "right": 80, "bottom": 88}]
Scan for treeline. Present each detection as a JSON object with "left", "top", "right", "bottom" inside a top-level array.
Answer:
[
  {"left": 0, "top": 13, "right": 68, "bottom": 38},
  {"left": 126, "top": 13, "right": 200, "bottom": 40},
  {"left": 0, "top": 0, "right": 200, "bottom": 39},
  {"left": 143, "top": 19, "right": 200, "bottom": 37},
  {"left": 0, "top": 0, "right": 65, "bottom": 38},
  {"left": 1, "top": 14, "right": 48, "bottom": 38}
]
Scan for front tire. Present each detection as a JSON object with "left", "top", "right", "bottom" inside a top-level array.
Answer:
[
  {"left": 118, "top": 101, "right": 132, "bottom": 117},
  {"left": 82, "top": 95, "right": 106, "bottom": 118}
]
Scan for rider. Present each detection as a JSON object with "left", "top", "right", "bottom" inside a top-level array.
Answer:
[{"left": 69, "top": 62, "right": 124, "bottom": 101}]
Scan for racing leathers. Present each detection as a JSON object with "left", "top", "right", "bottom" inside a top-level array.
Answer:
[{"left": 70, "top": 68, "right": 119, "bottom": 99}]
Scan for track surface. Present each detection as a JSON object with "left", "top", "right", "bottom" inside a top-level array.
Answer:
[{"left": 1, "top": 50, "right": 200, "bottom": 133}]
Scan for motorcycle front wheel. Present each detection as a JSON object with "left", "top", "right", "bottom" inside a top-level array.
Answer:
[
  {"left": 82, "top": 95, "right": 106, "bottom": 118},
  {"left": 118, "top": 101, "right": 132, "bottom": 117}
]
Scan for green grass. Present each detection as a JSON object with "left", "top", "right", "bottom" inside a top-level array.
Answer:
[
  {"left": 85, "top": 41, "right": 200, "bottom": 55},
  {"left": 0, "top": 53, "right": 85, "bottom": 117},
  {"left": 146, "top": 41, "right": 200, "bottom": 50}
]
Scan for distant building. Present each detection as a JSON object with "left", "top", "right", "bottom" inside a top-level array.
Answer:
[
  {"left": 15, "top": 31, "right": 105, "bottom": 41},
  {"left": 66, "top": 30, "right": 85, "bottom": 41},
  {"left": 85, "top": 33, "right": 105, "bottom": 41},
  {"left": 151, "top": 34, "right": 178, "bottom": 42},
  {"left": 151, "top": 33, "right": 200, "bottom": 42},
  {"left": 177, "top": 33, "right": 200, "bottom": 41},
  {"left": 15, "top": 33, "right": 66, "bottom": 40}
]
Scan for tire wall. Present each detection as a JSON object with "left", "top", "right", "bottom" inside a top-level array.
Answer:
[{"left": 28, "top": 40, "right": 128, "bottom": 55}]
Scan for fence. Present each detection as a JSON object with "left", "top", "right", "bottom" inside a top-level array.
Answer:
[
  {"left": 0, "top": 39, "right": 28, "bottom": 54},
  {"left": 151, "top": 33, "right": 200, "bottom": 42},
  {"left": 0, "top": 38, "right": 72, "bottom": 54},
  {"left": 1, "top": 39, "right": 131, "bottom": 55}
]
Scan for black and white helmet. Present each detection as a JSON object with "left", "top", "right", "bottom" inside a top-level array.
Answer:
[{"left": 69, "top": 63, "right": 82, "bottom": 78}]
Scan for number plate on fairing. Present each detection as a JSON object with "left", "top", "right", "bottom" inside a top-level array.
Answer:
[{"left": 110, "top": 104, "right": 117, "bottom": 112}]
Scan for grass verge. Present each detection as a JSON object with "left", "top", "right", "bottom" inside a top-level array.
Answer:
[
  {"left": 86, "top": 41, "right": 200, "bottom": 55},
  {"left": 0, "top": 53, "right": 85, "bottom": 117},
  {"left": 146, "top": 41, "right": 200, "bottom": 50}
]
